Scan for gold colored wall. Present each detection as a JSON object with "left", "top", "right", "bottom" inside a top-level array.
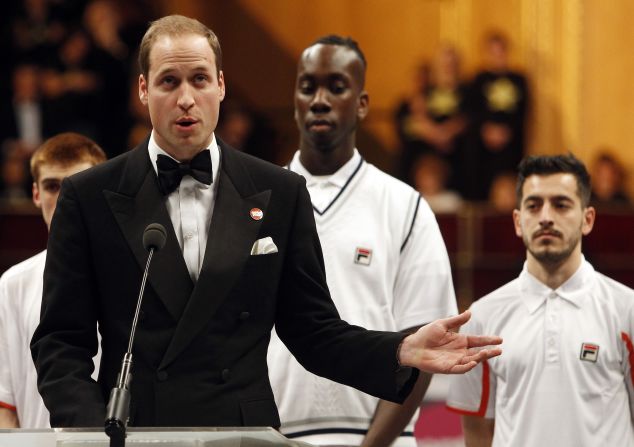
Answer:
[
  {"left": 580, "top": 2, "right": 634, "bottom": 196},
  {"left": 158, "top": 0, "right": 634, "bottom": 195}
]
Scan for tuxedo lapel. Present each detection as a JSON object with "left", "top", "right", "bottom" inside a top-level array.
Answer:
[
  {"left": 103, "top": 144, "right": 193, "bottom": 321},
  {"left": 160, "top": 144, "right": 271, "bottom": 369}
]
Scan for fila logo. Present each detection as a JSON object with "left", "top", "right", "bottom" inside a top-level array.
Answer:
[
  {"left": 580, "top": 342, "right": 599, "bottom": 363},
  {"left": 354, "top": 247, "right": 372, "bottom": 266}
]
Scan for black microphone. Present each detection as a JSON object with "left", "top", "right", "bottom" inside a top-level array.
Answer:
[{"left": 105, "top": 223, "right": 166, "bottom": 447}]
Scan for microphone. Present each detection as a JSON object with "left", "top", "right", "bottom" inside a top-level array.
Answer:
[{"left": 105, "top": 223, "right": 166, "bottom": 447}]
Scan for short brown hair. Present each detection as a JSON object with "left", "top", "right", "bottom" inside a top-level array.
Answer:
[
  {"left": 516, "top": 154, "right": 592, "bottom": 208},
  {"left": 138, "top": 14, "right": 222, "bottom": 80},
  {"left": 30, "top": 132, "right": 107, "bottom": 182}
]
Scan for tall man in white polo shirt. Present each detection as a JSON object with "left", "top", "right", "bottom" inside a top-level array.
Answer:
[
  {"left": 447, "top": 154, "right": 634, "bottom": 446},
  {"left": 267, "top": 35, "right": 458, "bottom": 446},
  {"left": 0, "top": 132, "right": 106, "bottom": 428}
]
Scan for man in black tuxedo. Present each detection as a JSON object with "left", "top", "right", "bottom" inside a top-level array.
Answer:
[{"left": 31, "top": 15, "right": 501, "bottom": 429}]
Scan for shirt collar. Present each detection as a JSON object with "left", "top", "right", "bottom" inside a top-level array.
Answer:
[
  {"left": 147, "top": 130, "right": 220, "bottom": 190},
  {"left": 290, "top": 149, "right": 361, "bottom": 188},
  {"left": 520, "top": 256, "right": 595, "bottom": 314}
]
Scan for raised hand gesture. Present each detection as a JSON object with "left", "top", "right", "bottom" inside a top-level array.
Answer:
[{"left": 398, "top": 310, "right": 502, "bottom": 374}]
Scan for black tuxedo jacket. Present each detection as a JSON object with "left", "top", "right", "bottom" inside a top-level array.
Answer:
[{"left": 31, "top": 139, "right": 416, "bottom": 427}]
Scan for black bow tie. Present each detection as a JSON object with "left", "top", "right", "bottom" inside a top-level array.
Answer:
[{"left": 156, "top": 150, "right": 213, "bottom": 195}]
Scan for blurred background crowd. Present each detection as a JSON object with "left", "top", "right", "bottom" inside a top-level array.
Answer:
[
  {"left": 3, "top": 0, "right": 634, "bottom": 340},
  {"left": 1, "top": 0, "right": 150, "bottom": 199},
  {"left": 0, "top": 0, "right": 282, "bottom": 202},
  {"left": 2, "top": 0, "right": 632, "bottom": 212}
]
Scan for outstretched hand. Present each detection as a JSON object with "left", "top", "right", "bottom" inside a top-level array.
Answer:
[{"left": 398, "top": 310, "right": 502, "bottom": 374}]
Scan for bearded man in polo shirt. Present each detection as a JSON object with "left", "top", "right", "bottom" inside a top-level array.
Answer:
[{"left": 447, "top": 154, "right": 634, "bottom": 446}]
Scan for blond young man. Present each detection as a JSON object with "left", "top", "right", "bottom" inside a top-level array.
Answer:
[{"left": 0, "top": 133, "right": 106, "bottom": 428}]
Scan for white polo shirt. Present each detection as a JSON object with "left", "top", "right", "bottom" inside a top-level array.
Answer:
[
  {"left": 0, "top": 251, "right": 50, "bottom": 428},
  {"left": 0, "top": 251, "right": 101, "bottom": 428},
  {"left": 447, "top": 258, "right": 634, "bottom": 447},
  {"left": 268, "top": 150, "right": 457, "bottom": 446}
]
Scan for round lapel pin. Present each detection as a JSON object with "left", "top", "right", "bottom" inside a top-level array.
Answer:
[{"left": 250, "top": 208, "right": 263, "bottom": 220}]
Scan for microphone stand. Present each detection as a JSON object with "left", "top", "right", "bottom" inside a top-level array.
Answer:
[{"left": 105, "top": 248, "right": 155, "bottom": 447}]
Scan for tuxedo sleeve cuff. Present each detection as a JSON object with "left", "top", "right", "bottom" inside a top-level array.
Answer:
[
  {"left": 395, "top": 365, "right": 419, "bottom": 401},
  {"left": 394, "top": 335, "right": 419, "bottom": 401}
]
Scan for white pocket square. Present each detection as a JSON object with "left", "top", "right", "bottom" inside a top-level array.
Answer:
[{"left": 250, "top": 236, "right": 278, "bottom": 255}]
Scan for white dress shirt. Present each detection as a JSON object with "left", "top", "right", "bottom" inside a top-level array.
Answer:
[{"left": 147, "top": 131, "right": 220, "bottom": 281}]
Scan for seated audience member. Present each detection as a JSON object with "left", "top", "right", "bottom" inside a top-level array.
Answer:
[
  {"left": 0, "top": 150, "right": 31, "bottom": 202},
  {"left": 463, "top": 31, "right": 528, "bottom": 201},
  {"left": 447, "top": 154, "right": 634, "bottom": 446},
  {"left": 9, "top": 0, "right": 67, "bottom": 62},
  {"left": 40, "top": 27, "right": 105, "bottom": 147},
  {"left": 394, "top": 60, "right": 430, "bottom": 181},
  {"left": 82, "top": 0, "right": 131, "bottom": 158},
  {"left": 395, "top": 45, "right": 468, "bottom": 191},
  {"left": 83, "top": 0, "right": 129, "bottom": 61},
  {"left": 413, "top": 153, "right": 463, "bottom": 214},
  {"left": 0, "top": 62, "right": 49, "bottom": 202},
  {"left": 216, "top": 98, "right": 278, "bottom": 163},
  {"left": 488, "top": 171, "right": 518, "bottom": 213},
  {"left": 215, "top": 99, "right": 254, "bottom": 151},
  {"left": 0, "top": 63, "right": 47, "bottom": 156},
  {"left": 125, "top": 66, "right": 152, "bottom": 149},
  {"left": 590, "top": 151, "right": 631, "bottom": 208},
  {"left": 0, "top": 132, "right": 105, "bottom": 428}
]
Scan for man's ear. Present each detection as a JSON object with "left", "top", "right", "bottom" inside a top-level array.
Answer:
[
  {"left": 32, "top": 182, "right": 41, "bottom": 209},
  {"left": 512, "top": 208, "right": 523, "bottom": 238},
  {"left": 357, "top": 91, "right": 369, "bottom": 121},
  {"left": 293, "top": 107, "right": 299, "bottom": 126},
  {"left": 582, "top": 206, "right": 596, "bottom": 236},
  {"left": 218, "top": 70, "right": 226, "bottom": 102},
  {"left": 139, "top": 74, "right": 148, "bottom": 105}
]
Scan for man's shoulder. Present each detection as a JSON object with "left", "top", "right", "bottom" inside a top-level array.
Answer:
[
  {"left": 363, "top": 161, "right": 414, "bottom": 193},
  {"left": 592, "top": 270, "right": 634, "bottom": 307},
  {"left": 0, "top": 251, "right": 45, "bottom": 319},
  {"left": 362, "top": 162, "right": 437, "bottom": 225},
  {"left": 0, "top": 251, "right": 46, "bottom": 288},
  {"left": 359, "top": 162, "right": 420, "bottom": 201},
  {"left": 471, "top": 278, "right": 522, "bottom": 315}
]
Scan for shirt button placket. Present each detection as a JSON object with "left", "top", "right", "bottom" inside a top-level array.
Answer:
[
  {"left": 179, "top": 178, "right": 199, "bottom": 281},
  {"left": 545, "top": 292, "right": 560, "bottom": 364}
]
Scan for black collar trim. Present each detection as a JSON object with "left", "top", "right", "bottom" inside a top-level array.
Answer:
[{"left": 287, "top": 156, "right": 365, "bottom": 216}]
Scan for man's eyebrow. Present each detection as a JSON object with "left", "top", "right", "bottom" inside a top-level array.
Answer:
[
  {"left": 328, "top": 72, "right": 349, "bottom": 81},
  {"left": 153, "top": 67, "right": 174, "bottom": 79},
  {"left": 191, "top": 65, "right": 212, "bottom": 72},
  {"left": 523, "top": 194, "right": 574, "bottom": 203},
  {"left": 551, "top": 195, "right": 575, "bottom": 202},
  {"left": 523, "top": 195, "right": 542, "bottom": 203}
]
